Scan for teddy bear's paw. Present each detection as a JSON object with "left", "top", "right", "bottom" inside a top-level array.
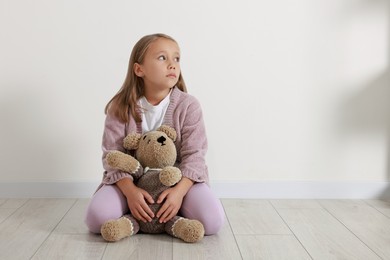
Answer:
[
  {"left": 172, "top": 218, "right": 205, "bottom": 243},
  {"left": 100, "top": 216, "right": 134, "bottom": 242},
  {"left": 160, "top": 166, "right": 182, "bottom": 186},
  {"left": 106, "top": 151, "right": 140, "bottom": 173},
  {"left": 106, "top": 151, "right": 123, "bottom": 168}
]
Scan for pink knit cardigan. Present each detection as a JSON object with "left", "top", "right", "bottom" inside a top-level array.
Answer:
[{"left": 100, "top": 87, "right": 209, "bottom": 187}]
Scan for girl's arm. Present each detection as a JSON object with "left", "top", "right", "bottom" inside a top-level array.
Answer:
[
  {"left": 174, "top": 177, "right": 194, "bottom": 195},
  {"left": 101, "top": 112, "right": 134, "bottom": 184},
  {"left": 101, "top": 112, "right": 154, "bottom": 222},
  {"left": 178, "top": 97, "right": 208, "bottom": 183},
  {"left": 156, "top": 96, "right": 208, "bottom": 223}
]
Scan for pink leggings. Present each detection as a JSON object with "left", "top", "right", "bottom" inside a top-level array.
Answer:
[{"left": 85, "top": 183, "right": 225, "bottom": 235}]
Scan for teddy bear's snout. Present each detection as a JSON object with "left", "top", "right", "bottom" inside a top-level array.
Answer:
[{"left": 157, "top": 136, "right": 166, "bottom": 146}]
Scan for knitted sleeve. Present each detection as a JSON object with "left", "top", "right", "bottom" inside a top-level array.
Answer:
[
  {"left": 178, "top": 97, "right": 209, "bottom": 183},
  {"left": 101, "top": 113, "right": 134, "bottom": 184}
]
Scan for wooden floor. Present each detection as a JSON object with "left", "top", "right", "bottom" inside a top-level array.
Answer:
[{"left": 0, "top": 199, "right": 390, "bottom": 259}]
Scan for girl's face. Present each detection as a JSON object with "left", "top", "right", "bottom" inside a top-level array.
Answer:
[{"left": 134, "top": 38, "right": 181, "bottom": 92}]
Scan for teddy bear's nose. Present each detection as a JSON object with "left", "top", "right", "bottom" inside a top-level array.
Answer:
[{"left": 157, "top": 136, "right": 166, "bottom": 145}]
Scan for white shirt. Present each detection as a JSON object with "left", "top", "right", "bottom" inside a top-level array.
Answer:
[{"left": 139, "top": 90, "right": 171, "bottom": 133}]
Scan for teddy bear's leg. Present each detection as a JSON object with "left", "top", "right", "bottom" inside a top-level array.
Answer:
[
  {"left": 100, "top": 214, "right": 140, "bottom": 242},
  {"left": 165, "top": 216, "right": 205, "bottom": 243}
]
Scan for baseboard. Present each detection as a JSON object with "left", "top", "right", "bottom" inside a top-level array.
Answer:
[
  {"left": 0, "top": 181, "right": 389, "bottom": 199},
  {"left": 0, "top": 182, "right": 100, "bottom": 198},
  {"left": 210, "top": 181, "right": 390, "bottom": 199}
]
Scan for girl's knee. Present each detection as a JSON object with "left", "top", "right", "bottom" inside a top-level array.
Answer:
[
  {"left": 85, "top": 206, "right": 106, "bottom": 233},
  {"left": 84, "top": 185, "right": 128, "bottom": 233},
  {"left": 84, "top": 201, "right": 122, "bottom": 234},
  {"left": 203, "top": 210, "right": 225, "bottom": 235},
  {"left": 85, "top": 219, "right": 101, "bottom": 234}
]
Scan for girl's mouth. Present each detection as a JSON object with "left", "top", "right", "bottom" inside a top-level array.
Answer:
[{"left": 167, "top": 73, "right": 176, "bottom": 78}]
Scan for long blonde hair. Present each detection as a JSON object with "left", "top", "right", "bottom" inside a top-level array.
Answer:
[{"left": 105, "top": 33, "right": 187, "bottom": 123}]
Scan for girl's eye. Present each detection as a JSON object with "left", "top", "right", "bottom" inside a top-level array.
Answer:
[
  {"left": 158, "top": 55, "right": 166, "bottom": 61},
  {"left": 174, "top": 57, "right": 180, "bottom": 62}
]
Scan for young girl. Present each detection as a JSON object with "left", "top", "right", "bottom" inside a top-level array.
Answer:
[{"left": 85, "top": 33, "right": 224, "bottom": 240}]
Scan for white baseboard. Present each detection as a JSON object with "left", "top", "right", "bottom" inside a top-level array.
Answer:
[
  {"left": 0, "top": 182, "right": 100, "bottom": 198},
  {"left": 0, "top": 181, "right": 389, "bottom": 199},
  {"left": 210, "top": 181, "right": 390, "bottom": 199}
]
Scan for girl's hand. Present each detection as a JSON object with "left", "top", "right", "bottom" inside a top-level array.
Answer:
[
  {"left": 125, "top": 186, "right": 155, "bottom": 223},
  {"left": 116, "top": 178, "right": 154, "bottom": 223},
  {"left": 156, "top": 187, "right": 185, "bottom": 223},
  {"left": 156, "top": 177, "right": 194, "bottom": 223}
]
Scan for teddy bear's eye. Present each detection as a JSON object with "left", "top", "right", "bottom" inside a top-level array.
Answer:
[{"left": 143, "top": 135, "right": 147, "bottom": 140}]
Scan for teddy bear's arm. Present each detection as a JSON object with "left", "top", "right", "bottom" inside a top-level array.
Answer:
[
  {"left": 159, "top": 166, "right": 182, "bottom": 187},
  {"left": 106, "top": 151, "right": 143, "bottom": 180}
]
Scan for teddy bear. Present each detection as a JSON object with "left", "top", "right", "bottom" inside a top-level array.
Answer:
[{"left": 100, "top": 125, "right": 205, "bottom": 243}]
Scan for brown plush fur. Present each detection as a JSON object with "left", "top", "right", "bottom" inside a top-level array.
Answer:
[
  {"left": 101, "top": 125, "right": 204, "bottom": 243},
  {"left": 105, "top": 151, "right": 140, "bottom": 173},
  {"left": 101, "top": 216, "right": 134, "bottom": 242},
  {"left": 172, "top": 218, "right": 205, "bottom": 243}
]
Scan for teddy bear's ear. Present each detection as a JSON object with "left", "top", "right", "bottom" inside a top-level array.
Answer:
[
  {"left": 157, "top": 125, "right": 177, "bottom": 141},
  {"left": 123, "top": 133, "right": 141, "bottom": 150}
]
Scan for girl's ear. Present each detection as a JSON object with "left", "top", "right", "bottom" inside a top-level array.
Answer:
[
  {"left": 157, "top": 125, "right": 177, "bottom": 141},
  {"left": 123, "top": 133, "right": 141, "bottom": 150},
  {"left": 133, "top": 63, "right": 144, "bottom": 77}
]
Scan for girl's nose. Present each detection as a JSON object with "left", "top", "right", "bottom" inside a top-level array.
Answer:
[{"left": 168, "top": 59, "right": 176, "bottom": 69}]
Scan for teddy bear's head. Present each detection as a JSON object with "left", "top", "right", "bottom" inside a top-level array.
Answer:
[{"left": 123, "top": 125, "right": 177, "bottom": 168}]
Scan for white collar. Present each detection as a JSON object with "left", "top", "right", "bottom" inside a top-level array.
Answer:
[
  {"left": 140, "top": 89, "right": 171, "bottom": 111},
  {"left": 144, "top": 167, "right": 162, "bottom": 173}
]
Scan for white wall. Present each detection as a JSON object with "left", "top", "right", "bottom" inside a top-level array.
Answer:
[{"left": 0, "top": 1, "right": 389, "bottom": 192}]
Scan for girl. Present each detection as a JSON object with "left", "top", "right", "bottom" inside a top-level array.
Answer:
[{"left": 85, "top": 33, "right": 225, "bottom": 240}]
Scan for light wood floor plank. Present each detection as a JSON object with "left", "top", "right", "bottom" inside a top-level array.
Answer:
[
  {"left": 320, "top": 199, "right": 390, "bottom": 259},
  {"left": 31, "top": 233, "right": 106, "bottom": 260},
  {"left": 0, "top": 208, "right": 17, "bottom": 224},
  {"left": 54, "top": 198, "right": 90, "bottom": 234},
  {"left": 0, "top": 199, "right": 29, "bottom": 224},
  {"left": 0, "top": 198, "right": 28, "bottom": 208},
  {"left": 0, "top": 199, "right": 76, "bottom": 260},
  {"left": 365, "top": 199, "right": 390, "bottom": 218},
  {"left": 236, "top": 234, "right": 311, "bottom": 260},
  {"left": 277, "top": 208, "right": 380, "bottom": 260},
  {"left": 103, "top": 234, "right": 173, "bottom": 259},
  {"left": 222, "top": 199, "right": 291, "bottom": 235},
  {"left": 173, "top": 217, "right": 242, "bottom": 260},
  {"left": 270, "top": 199, "right": 322, "bottom": 209},
  {"left": 2, "top": 198, "right": 390, "bottom": 259}
]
